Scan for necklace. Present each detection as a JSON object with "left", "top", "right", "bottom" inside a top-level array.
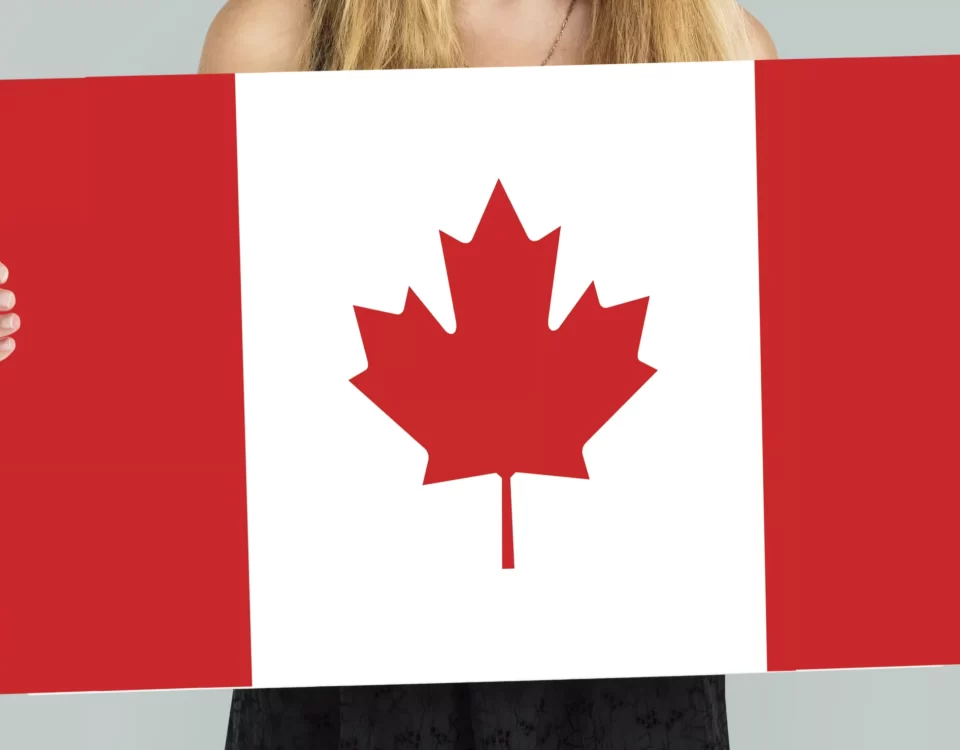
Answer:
[{"left": 464, "top": 0, "right": 578, "bottom": 68}]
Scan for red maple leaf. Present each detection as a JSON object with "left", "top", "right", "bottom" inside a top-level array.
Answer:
[{"left": 351, "top": 181, "right": 656, "bottom": 568}]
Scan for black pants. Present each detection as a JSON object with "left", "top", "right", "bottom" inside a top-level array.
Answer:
[{"left": 225, "top": 676, "right": 729, "bottom": 749}]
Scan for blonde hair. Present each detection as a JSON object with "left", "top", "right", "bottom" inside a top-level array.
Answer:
[{"left": 297, "top": 0, "right": 751, "bottom": 71}]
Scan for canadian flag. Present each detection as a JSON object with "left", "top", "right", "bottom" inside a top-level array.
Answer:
[{"left": 1, "top": 55, "right": 958, "bottom": 696}]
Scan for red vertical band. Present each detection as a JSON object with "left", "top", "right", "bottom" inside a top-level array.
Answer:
[
  {"left": 0, "top": 75, "right": 252, "bottom": 693},
  {"left": 756, "top": 56, "right": 960, "bottom": 671}
]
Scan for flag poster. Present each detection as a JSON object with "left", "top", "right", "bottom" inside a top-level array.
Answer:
[{"left": 1, "top": 55, "right": 958, "bottom": 695}]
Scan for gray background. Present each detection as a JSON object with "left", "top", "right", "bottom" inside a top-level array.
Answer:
[{"left": 1, "top": 0, "right": 959, "bottom": 748}]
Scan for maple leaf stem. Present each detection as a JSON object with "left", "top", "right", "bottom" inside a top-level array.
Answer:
[{"left": 501, "top": 473, "right": 515, "bottom": 570}]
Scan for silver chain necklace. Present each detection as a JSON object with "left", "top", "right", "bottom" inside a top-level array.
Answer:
[{"left": 464, "top": 0, "right": 578, "bottom": 68}]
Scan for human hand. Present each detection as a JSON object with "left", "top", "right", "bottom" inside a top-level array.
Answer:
[{"left": 0, "top": 261, "right": 20, "bottom": 362}]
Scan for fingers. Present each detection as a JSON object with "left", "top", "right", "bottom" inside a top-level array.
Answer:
[
  {"left": 0, "top": 310, "right": 16, "bottom": 362},
  {"left": 1, "top": 312, "right": 19, "bottom": 331},
  {"left": 0, "top": 333, "right": 14, "bottom": 362},
  {"left": 0, "top": 312, "right": 18, "bottom": 362},
  {"left": 0, "top": 262, "right": 18, "bottom": 361}
]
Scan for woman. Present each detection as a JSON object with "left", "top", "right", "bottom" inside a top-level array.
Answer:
[
  {"left": 0, "top": 0, "right": 777, "bottom": 746},
  {"left": 198, "top": 1, "right": 774, "bottom": 749},
  {"left": 198, "top": 0, "right": 776, "bottom": 73}
]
